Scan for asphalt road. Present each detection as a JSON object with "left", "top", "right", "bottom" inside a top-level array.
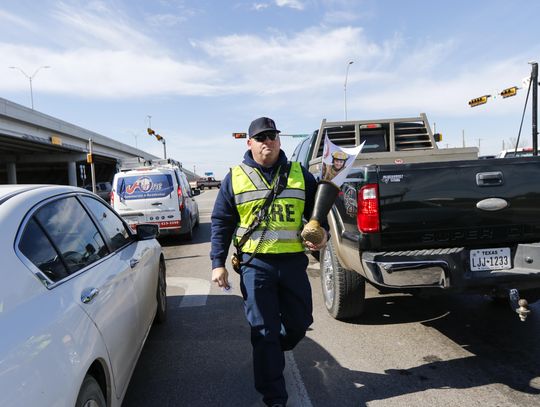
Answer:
[{"left": 123, "top": 189, "right": 540, "bottom": 407}]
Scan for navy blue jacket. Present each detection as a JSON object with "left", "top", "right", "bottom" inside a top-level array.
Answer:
[{"left": 210, "top": 149, "right": 320, "bottom": 269}]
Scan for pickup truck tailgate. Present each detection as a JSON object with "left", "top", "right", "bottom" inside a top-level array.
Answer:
[{"left": 377, "top": 157, "right": 540, "bottom": 250}]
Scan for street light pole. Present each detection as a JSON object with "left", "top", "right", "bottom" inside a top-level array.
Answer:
[
  {"left": 344, "top": 61, "right": 354, "bottom": 121},
  {"left": 9, "top": 65, "right": 50, "bottom": 109}
]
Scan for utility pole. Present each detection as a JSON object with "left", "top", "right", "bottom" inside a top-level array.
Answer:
[
  {"left": 89, "top": 139, "right": 96, "bottom": 193},
  {"left": 344, "top": 61, "right": 353, "bottom": 121},
  {"left": 476, "top": 138, "right": 482, "bottom": 152},
  {"left": 531, "top": 62, "right": 538, "bottom": 156},
  {"left": 462, "top": 129, "right": 465, "bottom": 147}
]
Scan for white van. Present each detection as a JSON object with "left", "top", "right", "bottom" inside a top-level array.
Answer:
[{"left": 111, "top": 160, "right": 200, "bottom": 239}]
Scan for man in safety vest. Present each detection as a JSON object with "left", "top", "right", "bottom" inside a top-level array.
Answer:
[{"left": 211, "top": 117, "right": 328, "bottom": 407}]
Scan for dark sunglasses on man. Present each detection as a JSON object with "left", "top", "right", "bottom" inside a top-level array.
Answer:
[{"left": 251, "top": 132, "right": 278, "bottom": 142}]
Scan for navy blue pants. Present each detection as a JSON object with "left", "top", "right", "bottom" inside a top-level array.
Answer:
[{"left": 240, "top": 253, "right": 313, "bottom": 406}]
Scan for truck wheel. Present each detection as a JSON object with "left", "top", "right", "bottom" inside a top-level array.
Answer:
[
  {"left": 182, "top": 216, "right": 193, "bottom": 241},
  {"left": 320, "top": 239, "right": 365, "bottom": 320}
]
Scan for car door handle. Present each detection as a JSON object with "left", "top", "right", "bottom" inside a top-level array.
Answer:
[
  {"left": 130, "top": 258, "right": 140, "bottom": 268},
  {"left": 151, "top": 202, "right": 162, "bottom": 206},
  {"left": 81, "top": 288, "right": 100, "bottom": 304}
]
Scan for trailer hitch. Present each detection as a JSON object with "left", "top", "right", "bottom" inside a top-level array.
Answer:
[{"left": 508, "top": 288, "right": 531, "bottom": 322}]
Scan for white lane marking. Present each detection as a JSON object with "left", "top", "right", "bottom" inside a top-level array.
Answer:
[
  {"left": 284, "top": 351, "right": 313, "bottom": 407},
  {"left": 166, "top": 277, "right": 210, "bottom": 308}
]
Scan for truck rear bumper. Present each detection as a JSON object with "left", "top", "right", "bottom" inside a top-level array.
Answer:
[{"left": 361, "top": 243, "right": 540, "bottom": 293}]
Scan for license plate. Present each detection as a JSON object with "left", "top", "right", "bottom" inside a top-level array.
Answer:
[
  {"left": 157, "top": 220, "right": 181, "bottom": 228},
  {"left": 470, "top": 247, "right": 511, "bottom": 271}
]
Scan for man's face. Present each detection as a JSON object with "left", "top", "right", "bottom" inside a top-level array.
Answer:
[
  {"left": 333, "top": 158, "right": 345, "bottom": 170},
  {"left": 248, "top": 131, "right": 281, "bottom": 167}
]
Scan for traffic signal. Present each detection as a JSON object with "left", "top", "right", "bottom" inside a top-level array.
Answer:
[
  {"left": 500, "top": 86, "right": 518, "bottom": 98},
  {"left": 233, "top": 132, "right": 247, "bottom": 139},
  {"left": 155, "top": 134, "right": 163, "bottom": 141},
  {"left": 468, "top": 95, "right": 490, "bottom": 107},
  {"left": 86, "top": 153, "right": 93, "bottom": 164},
  {"left": 147, "top": 128, "right": 155, "bottom": 136}
]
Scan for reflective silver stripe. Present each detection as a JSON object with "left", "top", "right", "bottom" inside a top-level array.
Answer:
[
  {"left": 234, "top": 188, "right": 305, "bottom": 205},
  {"left": 235, "top": 229, "right": 300, "bottom": 241},
  {"left": 279, "top": 189, "right": 305, "bottom": 200},
  {"left": 235, "top": 189, "right": 270, "bottom": 204},
  {"left": 236, "top": 226, "right": 248, "bottom": 235},
  {"left": 240, "top": 164, "right": 268, "bottom": 190}
]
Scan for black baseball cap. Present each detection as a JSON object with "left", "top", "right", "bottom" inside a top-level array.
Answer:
[{"left": 248, "top": 117, "right": 281, "bottom": 138}]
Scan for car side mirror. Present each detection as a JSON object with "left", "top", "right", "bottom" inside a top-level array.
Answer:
[
  {"left": 136, "top": 224, "right": 159, "bottom": 240},
  {"left": 192, "top": 188, "right": 201, "bottom": 196}
]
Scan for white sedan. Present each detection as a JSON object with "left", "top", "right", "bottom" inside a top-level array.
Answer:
[{"left": 0, "top": 185, "right": 167, "bottom": 407}]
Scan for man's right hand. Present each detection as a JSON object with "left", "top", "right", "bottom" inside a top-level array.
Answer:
[{"left": 212, "top": 267, "right": 230, "bottom": 289}]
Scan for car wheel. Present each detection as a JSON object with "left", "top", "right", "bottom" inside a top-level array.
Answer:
[
  {"left": 154, "top": 260, "right": 167, "bottom": 324},
  {"left": 76, "top": 375, "right": 106, "bottom": 407},
  {"left": 320, "top": 238, "right": 365, "bottom": 320}
]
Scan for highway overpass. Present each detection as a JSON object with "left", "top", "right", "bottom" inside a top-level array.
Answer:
[{"left": 0, "top": 98, "right": 197, "bottom": 186}]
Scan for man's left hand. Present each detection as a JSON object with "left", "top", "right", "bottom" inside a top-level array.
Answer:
[{"left": 303, "top": 228, "right": 328, "bottom": 251}]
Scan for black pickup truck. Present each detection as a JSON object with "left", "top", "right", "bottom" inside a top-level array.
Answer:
[{"left": 292, "top": 114, "right": 540, "bottom": 321}]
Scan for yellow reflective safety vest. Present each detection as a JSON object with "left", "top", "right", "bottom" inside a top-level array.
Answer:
[{"left": 232, "top": 161, "right": 305, "bottom": 254}]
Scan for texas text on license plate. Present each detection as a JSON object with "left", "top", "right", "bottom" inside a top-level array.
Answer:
[{"left": 469, "top": 247, "right": 511, "bottom": 271}]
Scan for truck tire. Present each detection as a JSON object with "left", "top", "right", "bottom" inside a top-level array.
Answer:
[
  {"left": 320, "top": 239, "right": 365, "bottom": 320},
  {"left": 182, "top": 216, "right": 193, "bottom": 241}
]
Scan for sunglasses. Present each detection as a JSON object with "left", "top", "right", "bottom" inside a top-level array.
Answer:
[{"left": 251, "top": 132, "right": 278, "bottom": 142}]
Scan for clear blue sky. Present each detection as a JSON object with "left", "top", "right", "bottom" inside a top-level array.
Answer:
[{"left": 2, "top": 0, "right": 540, "bottom": 178}]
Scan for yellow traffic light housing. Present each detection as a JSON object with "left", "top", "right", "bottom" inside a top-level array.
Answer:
[
  {"left": 500, "top": 86, "right": 518, "bottom": 98},
  {"left": 233, "top": 132, "right": 247, "bottom": 139},
  {"left": 86, "top": 153, "right": 93, "bottom": 164},
  {"left": 147, "top": 127, "right": 155, "bottom": 136},
  {"left": 155, "top": 134, "right": 163, "bottom": 141},
  {"left": 468, "top": 95, "right": 491, "bottom": 107}
]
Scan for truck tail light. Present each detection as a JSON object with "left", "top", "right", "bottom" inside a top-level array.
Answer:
[
  {"left": 357, "top": 184, "right": 380, "bottom": 233},
  {"left": 177, "top": 186, "right": 184, "bottom": 211},
  {"left": 110, "top": 190, "right": 114, "bottom": 206}
]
